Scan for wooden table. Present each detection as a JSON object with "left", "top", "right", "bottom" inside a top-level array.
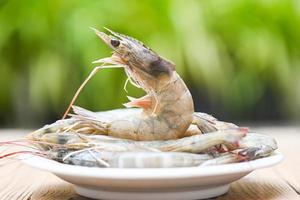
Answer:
[{"left": 0, "top": 126, "right": 299, "bottom": 200}]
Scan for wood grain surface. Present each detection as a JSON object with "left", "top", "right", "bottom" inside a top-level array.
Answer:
[{"left": 0, "top": 126, "right": 299, "bottom": 200}]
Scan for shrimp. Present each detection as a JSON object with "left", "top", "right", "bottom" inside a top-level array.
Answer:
[
  {"left": 28, "top": 104, "right": 238, "bottom": 145},
  {"left": 55, "top": 150, "right": 213, "bottom": 168},
  {"left": 141, "top": 128, "right": 247, "bottom": 153},
  {"left": 63, "top": 28, "right": 194, "bottom": 141},
  {"left": 1, "top": 122, "right": 274, "bottom": 168},
  {"left": 201, "top": 134, "right": 277, "bottom": 166},
  {"left": 28, "top": 121, "right": 247, "bottom": 153},
  {"left": 48, "top": 133, "right": 276, "bottom": 168},
  {"left": 65, "top": 105, "right": 237, "bottom": 139}
]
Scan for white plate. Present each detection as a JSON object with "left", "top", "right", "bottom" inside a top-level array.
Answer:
[{"left": 22, "top": 151, "right": 283, "bottom": 200}]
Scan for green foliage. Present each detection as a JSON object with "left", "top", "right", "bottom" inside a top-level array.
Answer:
[{"left": 0, "top": 0, "right": 299, "bottom": 127}]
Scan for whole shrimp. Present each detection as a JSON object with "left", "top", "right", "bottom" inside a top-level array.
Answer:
[
  {"left": 28, "top": 122, "right": 247, "bottom": 153},
  {"left": 58, "top": 147, "right": 276, "bottom": 168},
  {"left": 63, "top": 28, "right": 194, "bottom": 141},
  {"left": 45, "top": 130, "right": 277, "bottom": 168}
]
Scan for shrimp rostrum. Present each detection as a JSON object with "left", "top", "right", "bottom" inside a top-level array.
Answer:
[{"left": 7, "top": 28, "right": 278, "bottom": 168}]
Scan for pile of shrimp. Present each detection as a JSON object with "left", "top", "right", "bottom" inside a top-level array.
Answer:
[{"left": 1, "top": 28, "right": 278, "bottom": 168}]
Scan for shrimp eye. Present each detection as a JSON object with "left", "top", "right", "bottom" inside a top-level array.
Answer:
[{"left": 111, "top": 39, "right": 120, "bottom": 47}]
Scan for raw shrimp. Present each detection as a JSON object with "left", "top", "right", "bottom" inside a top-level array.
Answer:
[
  {"left": 27, "top": 105, "right": 238, "bottom": 148},
  {"left": 67, "top": 103, "right": 236, "bottom": 139},
  {"left": 2, "top": 119, "right": 275, "bottom": 169},
  {"left": 48, "top": 138, "right": 276, "bottom": 168},
  {"left": 201, "top": 132, "right": 278, "bottom": 165},
  {"left": 28, "top": 121, "right": 247, "bottom": 153},
  {"left": 26, "top": 121, "right": 277, "bottom": 168},
  {"left": 0, "top": 131, "right": 277, "bottom": 169},
  {"left": 54, "top": 150, "right": 213, "bottom": 168},
  {"left": 63, "top": 28, "right": 194, "bottom": 141},
  {"left": 141, "top": 128, "right": 247, "bottom": 153},
  {"left": 67, "top": 105, "right": 238, "bottom": 139}
]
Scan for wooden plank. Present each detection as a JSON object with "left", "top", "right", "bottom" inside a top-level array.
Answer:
[
  {"left": 0, "top": 128, "right": 299, "bottom": 200},
  {"left": 217, "top": 169, "right": 300, "bottom": 200},
  {"left": 253, "top": 126, "right": 300, "bottom": 194},
  {"left": 0, "top": 162, "right": 85, "bottom": 200},
  {"left": 0, "top": 130, "right": 81, "bottom": 200}
]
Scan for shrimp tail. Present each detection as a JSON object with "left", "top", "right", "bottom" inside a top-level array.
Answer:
[
  {"left": 71, "top": 105, "right": 101, "bottom": 120},
  {"left": 193, "top": 112, "right": 239, "bottom": 134},
  {"left": 68, "top": 106, "right": 108, "bottom": 135}
]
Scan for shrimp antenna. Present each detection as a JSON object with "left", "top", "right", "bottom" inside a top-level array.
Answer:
[{"left": 62, "top": 64, "right": 123, "bottom": 119}]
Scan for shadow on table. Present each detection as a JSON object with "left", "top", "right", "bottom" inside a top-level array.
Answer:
[{"left": 29, "top": 179, "right": 288, "bottom": 200}]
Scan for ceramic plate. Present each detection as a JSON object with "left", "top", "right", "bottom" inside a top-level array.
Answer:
[{"left": 22, "top": 151, "right": 283, "bottom": 200}]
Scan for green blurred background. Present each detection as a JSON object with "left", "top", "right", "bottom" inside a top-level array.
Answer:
[{"left": 0, "top": 0, "right": 300, "bottom": 128}]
